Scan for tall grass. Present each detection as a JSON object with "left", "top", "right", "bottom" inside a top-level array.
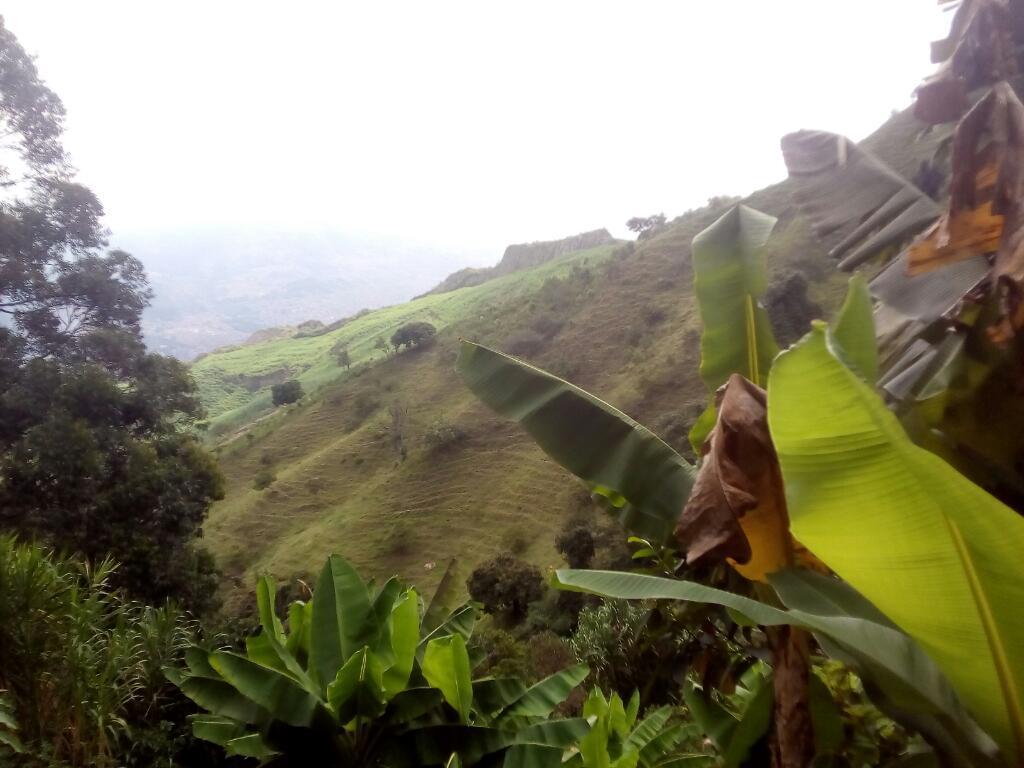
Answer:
[{"left": 0, "top": 536, "right": 198, "bottom": 767}]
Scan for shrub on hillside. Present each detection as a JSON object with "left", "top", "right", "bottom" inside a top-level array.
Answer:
[
  {"left": 764, "top": 272, "right": 823, "bottom": 346},
  {"left": 388, "top": 403, "right": 408, "bottom": 461},
  {"left": 384, "top": 518, "right": 413, "bottom": 556},
  {"left": 391, "top": 321, "right": 436, "bottom": 351},
  {"left": 423, "top": 419, "right": 466, "bottom": 452},
  {"left": 346, "top": 391, "right": 379, "bottom": 431},
  {"left": 331, "top": 340, "right": 351, "bottom": 369},
  {"left": 293, "top": 319, "right": 325, "bottom": 338},
  {"left": 555, "top": 525, "right": 595, "bottom": 569},
  {"left": 253, "top": 468, "right": 276, "bottom": 490},
  {"left": 643, "top": 307, "right": 667, "bottom": 326},
  {"left": 467, "top": 553, "right": 544, "bottom": 625},
  {"left": 509, "top": 531, "right": 530, "bottom": 555},
  {"left": 626, "top": 212, "right": 667, "bottom": 239},
  {"left": 271, "top": 379, "right": 303, "bottom": 406}
]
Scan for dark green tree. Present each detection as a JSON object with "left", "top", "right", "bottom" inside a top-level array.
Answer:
[
  {"left": 271, "top": 379, "right": 303, "bottom": 406},
  {"left": 556, "top": 525, "right": 595, "bottom": 569},
  {"left": 0, "top": 19, "right": 223, "bottom": 612},
  {"left": 391, "top": 321, "right": 437, "bottom": 351},
  {"left": 467, "top": 553, "right": 544, "bottom": 625}
]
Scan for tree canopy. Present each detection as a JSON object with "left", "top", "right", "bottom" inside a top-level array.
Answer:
[
  {"left": 0, "top": 19, "right": 222, "bottom": 611},
  {"left": 272, "top": 379, "right": 303, "bottom": 406},
  {"left": 391, "top": 320, "right": 437, "bottom": 351}
]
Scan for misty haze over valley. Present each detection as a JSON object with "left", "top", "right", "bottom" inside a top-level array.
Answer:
[{"left": 116, "top": 229, "right": 485, "bottom": 358}]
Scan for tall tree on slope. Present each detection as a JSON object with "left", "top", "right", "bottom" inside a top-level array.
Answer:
[{"left": 0, "top": 16, "right": 223, "bottom": 612}]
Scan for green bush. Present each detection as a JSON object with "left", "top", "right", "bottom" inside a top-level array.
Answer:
[
  {"left": 271, "top": 379, "right": 303, "bottom": 406},
  {"left": 253, "top": 468, "right": 276, "bottom": 490},
  {"left": 391, "top": 321, "right": 437, "bottom": 351},
  {"left": 467, "top": 553, "right": 544, "bottom": 626},
  {"left": 423, "top": 419, "right": 467, "bottom": 452},
  {"left": 0, "top": 537, "right": 202, "bottom": 768},
  {"left": 504, "top": 330, "right": 547, "bottom": 358},
  {"left": 346, "top": 391, "right": 379, "bottom": 430}
]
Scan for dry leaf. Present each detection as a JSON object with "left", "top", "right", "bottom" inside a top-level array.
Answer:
[
  {"left": 675, "top": 374, "right": 792, "bottom": 581},
  {"left": 910, "top": 81, "right": 1024, "bottom": 341},
  {"left": 915, "top": 0, "right": 1017, "bottom": 125}
]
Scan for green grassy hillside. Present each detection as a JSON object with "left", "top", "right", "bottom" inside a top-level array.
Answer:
[
  {"left": 194, "top": 242, "right": 621, "bottom": 439},
  {"left": 199, "top": 109, "right": 931, "bottom": 613}
]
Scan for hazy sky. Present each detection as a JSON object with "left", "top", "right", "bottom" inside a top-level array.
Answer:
[{"left": 4, "top": 2, "right": 950, "bottom": 254}]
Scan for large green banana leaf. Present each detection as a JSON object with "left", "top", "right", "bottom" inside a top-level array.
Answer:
[
  {"left": 503, "top": 664, "right": 590, "bottom": 719},
  {"left": 310, "top": 555, "right": 372, "bottom": 690},
  {"left": 688, "top": 205, "right": 778, "bottom": 453},
  {"left": 422, "top": 558, "right": 462, "bottom": 635},
  {"left": 422, "top": 635, "right": 473, "bottom": 724},
  {"left": 767, "top": 324, "right": 1024, "bottom": 761},
  {"left": 458, "top": 341, "right": 693, "bottom": 543},
  {"left": 692, "top": 204, "right": 779, "bottom": 392}
]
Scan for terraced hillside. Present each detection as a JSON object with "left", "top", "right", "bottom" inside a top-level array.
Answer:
[{"left": 199, "top": 108, "right": 938, "bottom": 612}]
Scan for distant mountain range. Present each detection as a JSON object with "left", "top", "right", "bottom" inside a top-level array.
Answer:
[{"left": 113, "top": 229, "right": 487, "bottom": 359}]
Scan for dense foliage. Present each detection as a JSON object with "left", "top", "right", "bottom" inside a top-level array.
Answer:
[
  {"left": 391, "top": 321, "right": 437, "bottom": 351},
  {"left": 169, "top": 555, "right": 603, "bottom": 767},
  {"left": 271, "top": 379, "right": 303, "bottom": 406},
  {"left": 0, "top": 19, "right": 222, "bottom": 610},
  {"left": 0, "top": 537, "right": 215, "bottom": 768},
  {"left": 466, "top": 553, "right": 544, "bottom": 625}
]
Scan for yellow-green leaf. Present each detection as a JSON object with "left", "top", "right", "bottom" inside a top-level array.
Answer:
[
  {"left": 831, "top": 274, "right": 878, "bottom": 384},
  {"left": 767, "top": 324, "right": 1024, "bottom": 761}
]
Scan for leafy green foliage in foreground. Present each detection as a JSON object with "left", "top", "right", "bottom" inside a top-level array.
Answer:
[
  {"left": 0, "top": 18, "right": 223, "bottom": 613},
  {"left": 169, "top": 555, "right": 597, "bottom": 766},
  {"left": 461, "top": 203, "right": 1024, "bottom": 765},
  {"left": 0, "top": 537, "right": 209, "bottom": 768}
]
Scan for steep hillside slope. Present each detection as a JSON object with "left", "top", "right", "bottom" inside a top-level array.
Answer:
[
  {"left": 201, "top": 108, "right": 933, "bottom": 612},
  {"left": 202, "top": 205, "right": 841, "bottom": 612},
  {"left": 194, "top": 241, "right": 622, "bottom": 440}
]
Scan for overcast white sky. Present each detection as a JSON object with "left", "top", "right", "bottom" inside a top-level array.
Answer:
[{"left": 4, "top": 2, "right": 951, "bottom": 254}]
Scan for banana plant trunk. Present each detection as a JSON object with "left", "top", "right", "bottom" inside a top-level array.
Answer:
[
  {"left": 676, "top": 375, "right": 815, "bottom": 767},
  {"left": 768, "top": 624, "right": 814, "bottom": 768}
]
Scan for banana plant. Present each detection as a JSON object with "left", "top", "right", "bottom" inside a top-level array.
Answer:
[
  {"left": 688, "top": 204, "right": 779, "bottom": 453},
  {"left": 459, "top": 201, "right": 1024, "bottom": 764},
  {"left": 166, "top": 555, "right": 592, "bottom": 767},
  {"left": 565, "top": 688, "right": 710, "bottom": 768},
  {"left": 552, "top": 567, "right": 1000, "bottom": 768}
]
